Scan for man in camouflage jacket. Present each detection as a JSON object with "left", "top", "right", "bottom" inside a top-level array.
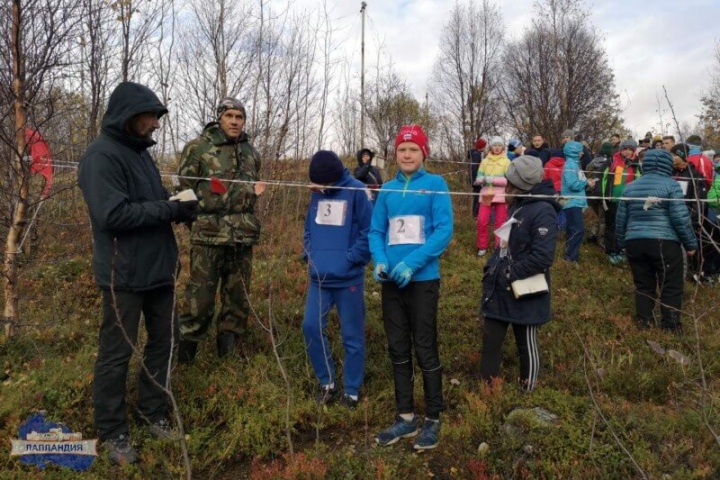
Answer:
[{"left": 177, "top": 97, "right": 265, "bottom": 361}]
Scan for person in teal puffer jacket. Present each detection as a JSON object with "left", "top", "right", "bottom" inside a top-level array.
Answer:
[
  {"left": 615, "top": 149, "right": 697, "bottom": 331},
  {"left": 561, "top": 140, "right": 592, "bottom": 263}
]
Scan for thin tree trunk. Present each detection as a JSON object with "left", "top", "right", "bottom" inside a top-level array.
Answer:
[{"left": 5, "top": 0, "right": 29, "bottom": 338}]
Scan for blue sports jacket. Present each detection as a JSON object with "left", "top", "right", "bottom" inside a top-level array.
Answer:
[{"left": 369, "top": 168, "right": 453, "bottom": 281}]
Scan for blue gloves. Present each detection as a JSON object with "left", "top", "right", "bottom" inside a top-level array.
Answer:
[
  {"left": 390, "top": 262, "right": 413, "bottom": 288},
  {"left": 373, "top": 263, "right": 388, "bottom": 283}
]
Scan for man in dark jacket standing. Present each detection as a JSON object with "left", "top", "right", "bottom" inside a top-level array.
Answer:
[{"left": 78, "top": 82, "right": 198, "bottom": 464}]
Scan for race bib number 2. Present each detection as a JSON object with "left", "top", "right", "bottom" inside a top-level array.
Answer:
[
  {"left": 388, "top": 215, "right": 425, "bottom": 245},
  {"left": 315, "top": 200, "right": 347, "bottom": 226}
]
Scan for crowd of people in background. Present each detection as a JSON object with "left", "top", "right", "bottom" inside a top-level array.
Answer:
[
  {"left": 78, "top": 80, "right": 720, "bottom": 463},
  {"left": 469, "top": 129, "right": 720, "bottom": 334}
]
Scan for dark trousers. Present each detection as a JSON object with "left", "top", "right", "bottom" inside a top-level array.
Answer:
[
  {"left": 472, "top": 186, "right": 481, "bottom": 218},
  {"left": 564, "top": 207, "right": 584, "bottom": 262},
  {"left": 625, "top": 239, "right": 684, "bottom": 328},
  {"left": 604, "top": 202, "right": 621, "bottom": 255},
  {"left": 94, "top": 287, "right": 175, "bottom": 440},
  {"left": 480, "top": 317, "right": 540, "bottom": 391},
  {"left": 381, "top": 280, "right": 444, "bottom": 419}
]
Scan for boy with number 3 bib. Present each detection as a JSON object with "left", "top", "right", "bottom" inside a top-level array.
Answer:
[
  {"left": 369, "top": 125, "right": 454, "bottom": 450},
  {"left": 303, "top": 150, "right": 374, "bottom": 408}
]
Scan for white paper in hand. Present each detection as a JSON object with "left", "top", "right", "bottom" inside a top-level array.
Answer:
[
  {"left": 169, "top": 189, "right": 198, "bottom": 202},
  {"left": 494, "top": 217, "right": 519, "bottom": 244}
]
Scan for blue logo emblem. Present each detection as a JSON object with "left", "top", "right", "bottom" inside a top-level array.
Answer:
[{"left": 10, "top": 412, "right": 97, "bottom": 471}]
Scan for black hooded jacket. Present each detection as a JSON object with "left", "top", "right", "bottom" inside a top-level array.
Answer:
[
  {"left": 353, "top": 149, "right": 383, "bottom": 199},
  {"left": 481, "top": 179, "right": 560, "bottom": 326},
  {"left": 78, "top": 82, "right": 179, "bottom": 291},
  {"left": 354, "top": 149, "right": 382, "bottom": 183}
]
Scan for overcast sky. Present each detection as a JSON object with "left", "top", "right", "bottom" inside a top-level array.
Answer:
[{"left": 298, "top": 0, "right": 718, "bottom": 141}]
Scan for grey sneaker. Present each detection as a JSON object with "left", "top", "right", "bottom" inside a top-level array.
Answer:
[
  {"left": 376, "top": 415, "right": 419, "bottom": 446},
  {"left": 147, "top": 418, "right": 180, "bottom": 441},
  {"left": 477, "top": 249, "right": 487, "bottom": 257},
  {"left": 413, "top": 418, "right": 441, "bottom": 450},
  {"left": 105, "top": 433, "right": 139, "bottom": 465}
]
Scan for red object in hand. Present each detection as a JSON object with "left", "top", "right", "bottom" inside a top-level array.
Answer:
[{"left": 210, "top": 177, "right": 227, "bottom": 194}]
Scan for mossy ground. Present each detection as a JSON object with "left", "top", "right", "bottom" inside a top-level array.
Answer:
[{"left": 1, "top": 161, "right": 718, "bottom": 479}]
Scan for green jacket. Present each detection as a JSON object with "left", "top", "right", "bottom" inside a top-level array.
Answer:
[
  {"left": 708, "top": 175, "right": 720, "bottom": 209},
  {"left": 178, "top": 123, "right": 262, "bottom": 246}
]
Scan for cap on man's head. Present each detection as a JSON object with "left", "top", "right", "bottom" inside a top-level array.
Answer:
[
  {"left": 217, "top": 97, "right": 246, "bottom": 118},
  {"left": 394, "top": 125, "right": 430, "bottom": 158},
  {"left": 309, "top": 150, "right": 344, "bottom": 185},
  {"left": 640, "top": 137, "right": 651, "bottom": 144},
  {"left": 561, "top": 129, "right": 574, "bottom": 139},
  {"left": 505, "top": 155, "right": 544, "bottom": 191},
  {"left": 670, "top": 144, "right": 689, "bottom": 161},
  {"left": 620, "top": 139, "right": 638, "bottom": 150},
  {"left": 686, "top": 134, "right": 702, "bottom": 146}
]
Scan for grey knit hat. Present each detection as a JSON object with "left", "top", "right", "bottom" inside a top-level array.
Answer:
[
  {"left": 561, "top": 129, "right": 574, "bottom": 139},
  {"left": 505, "top": 155, "right": 544, "bottom": 191},
  {"left": 488, "top": 136, "right": 504, "bottom": 147},
  {"left": 620, "top": 139, "right": 638, "bottom": 150}
]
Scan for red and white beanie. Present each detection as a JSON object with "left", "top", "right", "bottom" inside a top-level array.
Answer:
[{"left": 394, "top": 125, "right": 430, "bottom": 158}]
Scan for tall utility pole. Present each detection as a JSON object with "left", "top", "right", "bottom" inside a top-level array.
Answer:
[{"left": 360, "top": 1, "right": 367, "bottom": 149}]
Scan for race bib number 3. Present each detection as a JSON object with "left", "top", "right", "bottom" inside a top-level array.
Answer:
[
  {"left": 315, "top": 200, "right": 347, "bottom": 226},
  {"left": 388, "top": 215, "right": 425, "bottom": 245}
]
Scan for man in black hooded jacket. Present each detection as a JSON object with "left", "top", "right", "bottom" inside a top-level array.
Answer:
[
  {"left": 353, "top": 148, "right": 383, "bottom": 202},
  {"left": 78, "top": 82, "right": 197, "bottom": 465}
]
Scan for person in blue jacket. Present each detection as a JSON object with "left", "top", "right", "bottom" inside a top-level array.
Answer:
[
  {"left": 302, "top": 150, "right": 373, "bottom": 409},
  {"left": 480, "top": 156, "right": 560, "bottom": 392},
  {"left": 616, "top": 149, "right": 697, "bottom": 331},
  {"left": 561, "top": 140, "right": 593, "bottom": 263},
  {"left": 369, "top": 125, "right": 453, "bottom": 451}
]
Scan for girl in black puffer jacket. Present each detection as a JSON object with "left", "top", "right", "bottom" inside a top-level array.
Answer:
[{"left": 480, "top": 156, "right": 561, "bottom": 391}]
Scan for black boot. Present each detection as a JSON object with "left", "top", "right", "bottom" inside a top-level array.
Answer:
[
  {"left": 217, "top": 332, "right": 239, "bottom": 358},
  {"left": 177, "top": 340, "right": 198, "bottom": 365}
]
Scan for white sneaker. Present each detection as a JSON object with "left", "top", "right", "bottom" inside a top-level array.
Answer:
[{"left": 477, "top": 249, "right": 487, "bottom": 257}]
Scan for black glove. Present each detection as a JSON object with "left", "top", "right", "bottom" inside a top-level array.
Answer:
[{"left": 170, "top": 200, "right": 199, "bottom": 222}]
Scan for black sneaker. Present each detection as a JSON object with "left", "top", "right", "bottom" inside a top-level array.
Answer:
[
  {"left": 339, "top": 394, "right": 359, "bottom": 409},
  {"left": 313, "top": 385, "right": 339, "bottom": 405},
  {"left": 147, "top": 418, "right": 181, "bottom": 441},
  {"left": 105, "top": 433, "right": 139, "bottom": 465}
]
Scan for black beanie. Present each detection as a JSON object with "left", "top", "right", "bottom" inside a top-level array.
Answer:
[{"left": 309, "top": 150, "right": 344, "bottom": 184}]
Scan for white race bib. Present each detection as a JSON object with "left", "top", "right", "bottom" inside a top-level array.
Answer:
[
  {"left": 315, "top": 200, "right": 347, "bottom": 226},
  {"left": 388, "top": 215, "right": 425, "bottom": 245}
]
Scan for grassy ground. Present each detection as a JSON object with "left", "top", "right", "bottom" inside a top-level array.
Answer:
[{"left": 1, "top": 160, "right": 719, "bottom": 479}]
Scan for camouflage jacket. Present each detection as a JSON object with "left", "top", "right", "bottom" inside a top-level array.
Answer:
[{"left": 178, "top": 123, "right": 262, "bottom": 246}]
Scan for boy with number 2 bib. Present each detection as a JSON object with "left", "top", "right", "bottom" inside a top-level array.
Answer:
[{"left": 369, "top": 125, "right": 454, "bottom": 450}]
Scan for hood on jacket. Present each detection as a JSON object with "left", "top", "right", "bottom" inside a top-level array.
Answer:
[
  {"left": 641, "top": 149, "right": 673, "bottom": 177},
  {"left": 563, "top": 140, "right": 583, "bottom": 161},
  {"left": 101, "top": 82, "right": 168, "bottom": 149},
  {"left": 546, "top": 156, "right": 566, "bottom": 168},
  {"left": 548, "top": 148, "right": 565, "bottom": 159},
  {"left": 518, "top": 179, "right": 562, "bottom": 211},
  {"left": 356, "top": 148, "right": 375, "bottom": 166},
  {"left": 319, "top": 169, "right": 355, "bottom": 198},
  {"left": 598, "top": 141, "right": 614, "bottom": 158}
]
